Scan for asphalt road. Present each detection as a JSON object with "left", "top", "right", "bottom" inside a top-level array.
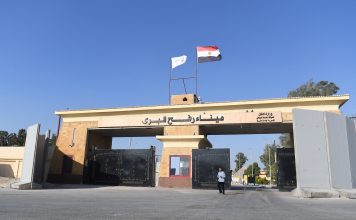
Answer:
[{"left": 0, "top": 186, "right": 355, "bottom": 220}]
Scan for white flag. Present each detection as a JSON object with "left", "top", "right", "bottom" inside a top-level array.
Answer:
[{"left": 171, "top": 55, "right": 187, "bottom": 69}]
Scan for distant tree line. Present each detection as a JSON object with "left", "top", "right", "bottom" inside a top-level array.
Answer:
[{"left": 0, "top": 129, "right": 26, "bottom": 146}]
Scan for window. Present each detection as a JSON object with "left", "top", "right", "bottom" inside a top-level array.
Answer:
[{"left": 170, "top": 156, "right": 190, "bottom": 177}]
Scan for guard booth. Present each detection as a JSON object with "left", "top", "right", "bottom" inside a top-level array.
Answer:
[
  {"left": 276, "top": 148, "right": 296, "bottom": 191},
  {"left": 192, "top": 148, "right": 231, "bottom": 189},
  {"left": 85, "top": 147, "right": 156, "bottom": 187}
]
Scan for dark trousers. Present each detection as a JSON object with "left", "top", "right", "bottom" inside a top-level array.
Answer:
[{"left": 218, "top": 182, "right": 225, "bottom": 194}]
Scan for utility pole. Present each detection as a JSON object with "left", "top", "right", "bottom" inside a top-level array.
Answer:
[
  {"left": 129, "top": 137, "right": 132, "bottom": 149},
  {"left": 269, "top": 140, "right": 276, "bottom": 186},
  {"left": 238, "top": 153, "right": 240, "bottom": 171},
  {"left": 269, "top": 145, "right": 271, "bottom": 186},
  {"left": 252, "top": 162, "right": 254, "bottom": 176}
]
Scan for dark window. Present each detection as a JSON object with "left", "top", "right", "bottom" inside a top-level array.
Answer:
[
  {"left": 62, "top": 155, "right": 73, "bottom": 174},
  {"left": 170, "top": 156, "right": 190, "bottom": 177}
]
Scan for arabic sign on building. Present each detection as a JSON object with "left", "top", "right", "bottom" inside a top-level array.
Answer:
[
  {"left": 255, "top": 112, "right": 279, "bottom": 123},
  {"left": 142, "top": 114, "right": 225, "bottom": 125},
  {"left": 99, "top": 111, "right": 283, "bottom": 127}
]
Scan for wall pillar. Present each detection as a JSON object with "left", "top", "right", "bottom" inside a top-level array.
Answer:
[
  {"left": 156, "top": 135, "right": 204, "bottom": 188},
  {"left": 156, "top": 125, "right": 211, "bottom": 188},
  {"left": 47, "top": 121, "right": 97, "bottom": 184}
]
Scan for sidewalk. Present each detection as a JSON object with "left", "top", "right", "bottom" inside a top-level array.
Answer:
[{"left": 0, "top": 177, "right": 18, "bottom": 188}]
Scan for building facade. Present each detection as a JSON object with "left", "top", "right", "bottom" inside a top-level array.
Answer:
[{"left": 48, "top": 94, "right": 352, "bottom": 192}]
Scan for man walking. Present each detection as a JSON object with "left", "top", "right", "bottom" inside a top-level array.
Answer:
[{"left": 217, "top": 168, "right": 226, "bottom": 194}]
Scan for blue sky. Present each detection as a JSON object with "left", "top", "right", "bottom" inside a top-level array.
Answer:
[{"left": 1, "top": 0, "right": 355, "bottom": 168}]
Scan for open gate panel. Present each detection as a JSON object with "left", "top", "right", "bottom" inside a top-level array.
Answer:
[
  {"left": 276, "top": 148, "right": 297, "bottom": 191},
  {"left": 192, "top": 149, "right": 231, "bottom": 189},
  {"left": 88, "top": 148, "right": 155, "bottom": 187}
]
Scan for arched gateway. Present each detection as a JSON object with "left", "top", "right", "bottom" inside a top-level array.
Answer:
[{"left": 48, "top": 94, "right": 356, "bottom": 197}]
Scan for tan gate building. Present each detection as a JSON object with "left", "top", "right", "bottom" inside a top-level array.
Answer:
[{"left": 48, "top": 94, "right": 354, "bottom": 193}]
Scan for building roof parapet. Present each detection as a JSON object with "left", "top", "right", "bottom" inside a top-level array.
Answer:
[{"left": 55, "top": 94, "right": 349, "bottom": 117}]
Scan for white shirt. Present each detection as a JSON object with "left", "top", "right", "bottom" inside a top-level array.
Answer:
[{"left": 217, "top": 171, "right": 226, "bottom": 182}]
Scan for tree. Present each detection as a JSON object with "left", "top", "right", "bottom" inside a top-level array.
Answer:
[
  {"left": 7, "top": 133, "right": 18, "bottom": 146},
  {"left": 244, "top": 162, "right": 261, "bottom": 177},
  {"left": 0, "top": 131, "right": 9, "bottom": 146},
  {"left": 281, "top": 80, "right": 340, "bottom": 147},
  {"left": 0, "top": 129, "right": 27, "bottom": 146},
  {"left": 288, "top": 80, "right": 339, "bottom": 97},
  {"left": 17, "top": 129, "right": 27, "bottom": 146},
  {"left": 279, "top": 133, "right": 292, "bottom": 148},
  {"left": 259, "top": 143, "right": 277, "bottom": 182},
  {"left": 256, "top": 176, "right": 269, "bottom": 185},
  {"left": 234, "top": 152, "right": 248, "bottom": 172},
  {"left": 49, "top": 134, "right": 57, "bottom": 147}
]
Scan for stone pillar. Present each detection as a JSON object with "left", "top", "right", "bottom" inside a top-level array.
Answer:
[
  {"left": 48, "top": 121, "right": 97, "bottom": 184},
  {"left": 156, "top": 125, "right": 211, "bottom": 188}
]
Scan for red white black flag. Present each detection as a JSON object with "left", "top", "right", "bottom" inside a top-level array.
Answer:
[{"left": 196, "top": 46, "right": 222, "bottom": 63}]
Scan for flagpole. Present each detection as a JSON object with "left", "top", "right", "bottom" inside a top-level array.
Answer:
[
  {"left": 169, "top": 59, "right": 172, "bottom": 104},
  {"left": 195, "top": 48, "right": 198, "bottom": 97}
]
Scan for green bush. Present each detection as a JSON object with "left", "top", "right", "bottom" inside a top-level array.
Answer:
[{"left": 255, "top": 177, "right": 269, "bottom": 185}]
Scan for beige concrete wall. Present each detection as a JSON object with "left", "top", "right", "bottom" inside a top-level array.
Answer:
[
  {"left": 87, "top": 131, "right": 112, "bottom": 150},
  {"left": 157, "top": 125, "right": 206, "bottom": 188},
  {"left": 0, "top": 147, "right": 24, "bottom": 178},
  {"left": 49, "top": 121, "right": 98, "bottom": 177},
  {"left": 157, "top": 124, "right": 211, "bottom": 186},
  {"left": 164, "top": 125, "right": 200, "bottom": 136},
  {"left": 57, "top": 95, "right": 348, "bottom": 124},
  {"left": 158, "top": 136, "right": 211, "bottom": 177},
  {"left": 159, "top": 146, "right": 196, "bottom": 178},
  {"left": 171, "top": 94, "right": 198, "bottom": 105}
]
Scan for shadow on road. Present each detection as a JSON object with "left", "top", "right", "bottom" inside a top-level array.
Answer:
[
  {"left": 42, "top": 183, "right": 118, "bottom": 190},
  {"left": 230, "top": 185, "right": 277, "bottom": 191}
]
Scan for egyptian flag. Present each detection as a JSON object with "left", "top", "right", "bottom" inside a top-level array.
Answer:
[{"left": 196, "top": 46, "right": 222, "bottom": 63}]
